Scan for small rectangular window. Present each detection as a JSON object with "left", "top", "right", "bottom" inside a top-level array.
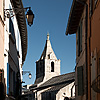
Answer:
[
  {"left": 90, "top": 0, "right": 93, "bottom": 17},
  {"left": 9, "top": 18, "right": 15, "bottom": 39},
  {"left": 94, "top": 0, "right": 98, "bottom": 8}
]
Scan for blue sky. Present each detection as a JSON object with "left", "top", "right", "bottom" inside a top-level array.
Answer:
[{"left": 22, "top": 0, "right": 76, "bottom": 85}]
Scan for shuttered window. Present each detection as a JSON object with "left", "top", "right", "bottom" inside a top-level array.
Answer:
[
  {"left": 94, "top": 0, "right": 98, "bottom": 8},
  {"left": 78, "top": 20, "right": 82, "bottom": 56},
  {"left": 90, "top": 0, "right": 93, "bottom": 17},
  {"left": 77, "top": 66, "right": 84, "bottom": 95}
]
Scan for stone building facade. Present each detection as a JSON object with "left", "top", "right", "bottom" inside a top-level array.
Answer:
[
  {"left": 35, "top": 34, "right": 60, "bottom": 84},
  {"left": 66, "top": 0, "right": 100, "bottom": 100}
]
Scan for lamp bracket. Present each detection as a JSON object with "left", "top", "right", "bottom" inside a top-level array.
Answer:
[
  {"left": 4, "top": 7, "right": 31, "bottom": 18},
  {"left": 22, "top": 71, "right": 31, "bottom": 75}
]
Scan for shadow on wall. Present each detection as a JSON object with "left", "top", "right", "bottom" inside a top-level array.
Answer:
[{"left": 0, "top": 69, "right": 6, "bottom": 100}]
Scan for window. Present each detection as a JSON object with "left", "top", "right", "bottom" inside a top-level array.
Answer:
[
  {"left": 77, "top": 66, "right": 84, "bottom": 96},
  {"left": 9, "top": 18, "right": 15, "bottom": 39},
  {"left": 48, "top": 54, "right": 50, "bottom": 59},
  {"left": 90, "top": 0, "right": 98, "bottom": 17},
  {"left": 90, "top": 0, "right": 93, "bottom": 17},
  {"left": 51, "top": 62, "right": 54, "bottom": 72},
  {"left": 78, "top": 20, "right": 82, "bottom": 56}
]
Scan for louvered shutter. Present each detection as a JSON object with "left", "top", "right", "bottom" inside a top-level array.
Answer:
[
  {"left": 78, "top": 27, "right": 80, "bottom": 56},
  {"left": 80, "top": 21, "right": 82, "bottom": 52},
  {"left": 90, "top": 0, "right": 93, "bottom": 17},
  {"left": 77, "top": 66, "right": 84, "bottom": 95}
]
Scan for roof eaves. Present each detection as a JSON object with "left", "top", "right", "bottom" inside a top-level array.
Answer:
[
  {"left": 66, "top": 0, "right": 86, "bottom": 35},
  {"left": 10, "top": 0, "right": 27, "bottom": 64}
]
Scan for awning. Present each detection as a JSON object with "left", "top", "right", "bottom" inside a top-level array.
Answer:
[
  {"left": 66, "top": 0, "right": 87, "bottom": 35},
  {"left": 10, "top": 0, "right": 27, "bottom": 64}
]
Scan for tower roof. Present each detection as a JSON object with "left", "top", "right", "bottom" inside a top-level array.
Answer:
[{"left": 40, "top": 34, "right": 57, "bottom": 60}]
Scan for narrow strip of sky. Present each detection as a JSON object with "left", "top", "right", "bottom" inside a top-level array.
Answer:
[{"left": 22, "top": 0, "right": 76, "bottom": 85}]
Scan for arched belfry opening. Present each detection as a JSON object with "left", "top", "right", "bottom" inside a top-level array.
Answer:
[{"left": 51, "top": 62, "right": 54, "bottom": 72}]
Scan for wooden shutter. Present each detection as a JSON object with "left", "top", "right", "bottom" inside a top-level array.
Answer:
[
  {"left": 77, "top": 66, "right": 84, "bottom": 95},
  {"left": 78, "top": 20, "right": 82, "bottom": 56},
  {"left": 90, "top": 0, "right": 93, "bottom": 17},
  {"left": 80, "top": 21, "right": 82, "bottom": 52},
  {"left": 78, "top": 27, "right": 80, "bottom": 56},
  {"left": 94, "top": 0, "right": 98, "bottom": 8}
]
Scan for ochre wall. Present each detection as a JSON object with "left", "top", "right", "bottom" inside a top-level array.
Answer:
[{"left": 88, "top": 1, "right": 100, "bottom": 100}]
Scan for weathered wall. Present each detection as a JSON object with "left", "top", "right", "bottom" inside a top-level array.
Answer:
[
  {"left": 90, "top": 1, "right": 100, "bottom": 100},
  {"left": 75, "top": 6, "right": 87, "bottom": 100},
  {"left": 56, "top": 82, "right": 75, "bottom": 100}
]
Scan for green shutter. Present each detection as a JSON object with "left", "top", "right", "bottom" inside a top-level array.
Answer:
[
  {"left": 80, "top": 21, "right": 82, "bottom": 52},
  {"left": 77, "top": 66, "right": 84, "bottom": 95},
  {"left": 78, "top": 27, "right": 80, "bottom": 56},
  {"left": 90, "top": 0, "right": 93, "bottom": 17},
  {"left": 78, "top": 20, "right": 82, "bottom": 56}
]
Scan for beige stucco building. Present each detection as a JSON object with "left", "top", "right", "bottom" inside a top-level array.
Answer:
[
  {"left": 0, "top": 0, "right": 5, "bottom": 99},
  {"left": 0, "top": 0, "right": 28, "bottom": 99}
]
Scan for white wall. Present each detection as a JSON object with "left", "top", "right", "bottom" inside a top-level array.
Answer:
[
  {"left": 4, "top": 0, "right": 23, "bottom": 95},
  {"left": 56, "top": 82, "right": 75, "bottom": 100}
]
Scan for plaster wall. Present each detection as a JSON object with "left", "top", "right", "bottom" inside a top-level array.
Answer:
[
  {"left": 56, "top": 82, "right": 75, "bottom": 100},
  {"left": 4, "top": 0, "right": 23, "bottom": 95},
  {"left": 0, "top": 0, "right": 4, "bottom": 70},
  {"left": 44, "top": 59, "right": 60, "bottom": 82},
  {"left": 90, "top": 1, "right": 100, "bottom": 100}
]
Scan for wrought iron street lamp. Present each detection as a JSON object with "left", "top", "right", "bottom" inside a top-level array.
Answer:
[
  {"left": 4, "top": 7, "right": 34, "bottom": 26},
  {"left": 26, "top": 7, "right": 34, "bottom": 26}
]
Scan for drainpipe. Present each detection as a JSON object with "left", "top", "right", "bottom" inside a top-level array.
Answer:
[{"left": 85, "top": 3, "right": 88, "bottom": 100}]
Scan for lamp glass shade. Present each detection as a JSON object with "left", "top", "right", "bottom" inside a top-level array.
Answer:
[
  {"left": 26, "top": 9, "right": 34, "bottom": 26},
  {"left": 28, "top": 73, "right": 32, "bottom": 79}
]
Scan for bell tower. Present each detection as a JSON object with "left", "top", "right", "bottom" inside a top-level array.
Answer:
[{"left": 35, "top": 33, "right": 60, "bottom": 84}]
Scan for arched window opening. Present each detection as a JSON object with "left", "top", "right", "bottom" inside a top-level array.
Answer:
[
  {"left": 51, "top": 62, "right": 54, "bottom": 72},
  {"left": 48, "top": 54, "right": 50, "bottom": 59}
]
